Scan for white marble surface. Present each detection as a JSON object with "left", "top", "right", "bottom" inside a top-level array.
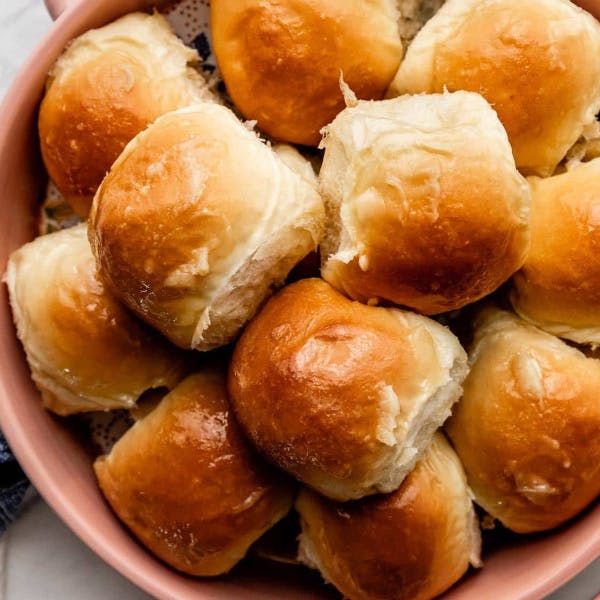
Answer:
[
  {"left": 3, "top": 497, "right": 150, "bottom": 600},
  {"left": 0, "top": 1, "right": 52, "bottom": 99},
  {"left": 0, "top": 2, "right": 599, "bottom": 600}
]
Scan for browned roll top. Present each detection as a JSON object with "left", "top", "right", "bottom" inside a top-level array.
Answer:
[
  {"left": 38, "top": 12, "right": 213, "bottom": 216},
  {"left": 447, "top": 308, "right": 600, "bottom": 533},
  {"left": 95, "top": 366, "right": 295, "bottom": 576},
  {"left": 211, "top": 0, "right": 403, "bottom": 145},
  {"left": 296, "top": 434, "right": 481, "bottom": 600},
  {"left": 389, "top": 0, "right": 600, "bottom": 176},
  {"left": 319, "top": 91, "right": 530, "bottom": 314},
  {"left": 229, "top": 278, "right": 467, "bottom": 501}
]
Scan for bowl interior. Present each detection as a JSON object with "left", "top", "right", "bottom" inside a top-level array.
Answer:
[{"left": 0, "top": 1, "right": 599, "bottom": 599}]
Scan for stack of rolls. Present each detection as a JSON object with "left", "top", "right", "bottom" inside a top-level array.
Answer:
[
  {"left": 38, "top": 12, "right": 215, "bottom": 218},
  {"left": 388, "top": 0, "right": 600, "bottom": 176},
  {"left": 4, "top": 0, "right": 600, "bottom": 598}
]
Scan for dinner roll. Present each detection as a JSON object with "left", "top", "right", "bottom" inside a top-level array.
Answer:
[
  {"left": 446, "top": 308, "right": 600, "bottom": 533},
  {"left": 39, "top": 12, "right": 214, "bottom": 217},
  {"left": 511, "top": 160, "right": 600, "bottom": 344},
  {"left": 4, "top": 225, "right": 190, "bottom": 416},
  {"left": 211, "top": 0, "right": 403, "bottom": 146},
  {"left": 89, "top": 104, "right": 325, "bottom": 351},
  {"left": 319, "top": 91, "right": 530, "bottom": 315},
  {"left": 388, "top": 0, "right": 600, "bottom": 176},
  {"left": 229, "top": 278, "right": 467, "bottom": 501},
  {"left": 95, "top": 366, "right": 294, "bottom": 576},
  {"left": 296, "top": 434, "right": 482, "bottom": 600}
]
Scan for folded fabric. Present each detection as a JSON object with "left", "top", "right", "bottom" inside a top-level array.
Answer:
[{"left": 0, "top": 431, "right": 29, "bottom": 534}]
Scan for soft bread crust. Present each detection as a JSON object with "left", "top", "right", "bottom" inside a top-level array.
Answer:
[
  {"left": 95, "top": 367, "right": 294, "bottom": 576},
  {"left": 388, "top": 0, "right": 600, "bottom": 176},
  {"left": 89, "top": 104, "right": 325, "bottom": 351},
  {"left": 228, "top": 278, "right": 467, "bottom": 501},
  {"left": 512, "top": 159, "right": 600, "bottom": 344},
  {"left": 211, "top": 0, "right": 403, "bottom": 146},
  {"left": 319, "top": 91, "right": 530, "bottom": 314},
  {"left": 272, "top": 144, "right": 318, "bottom": 186},
  {"left": 296, "top": 434, "right": 482, "bottom": 600},
  {"left": 446, "top": 308, "right": 600, "bottom": 533},
  {"left": 39, "top": 12, "right": 213, "bottom": 217},
  {"left": 4, "top": 225, "right": 190, "bottom": 416}
]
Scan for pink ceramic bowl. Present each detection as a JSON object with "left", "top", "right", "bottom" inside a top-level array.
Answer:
[{"left": 1, "top": 1, "right": 599, "bottom": 598}]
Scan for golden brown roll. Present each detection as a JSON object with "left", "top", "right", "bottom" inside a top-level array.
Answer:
[
  {"left": 229, "top": 278, "right": 467, "bottom": 501},
  {"left": 89, "top": 104, "right": 325, "bottom": 351},
  {"left": 446, "top": 308, "right": 600, "bottom": 533},
  {"left": 319, "top": 91, "right": 530, "bottom": 315},
  {"left": 296, "top": 434, "right": 482, "bottom": 600},
  {"left": 39, "top": 12, "right": 214, "bottom": 217},
  {"left": 211, "top": 0, "right": 403, "bottom": 146},
  {"left": 511, "top": 159, "right": 600, "bottom": 344},
  {"left": 388, "top": 0, "right": 600, "bottom": 176},
  {"left": 4, "top": 225, "right": 190, "bottom": 416},
  {"left": 95, "top": 367, "right": 294, "bottom": 576}
]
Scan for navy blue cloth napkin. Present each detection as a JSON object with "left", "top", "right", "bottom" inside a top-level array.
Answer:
[{"left": 0, "top": 431, "right": 29, "bottom": 534}]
